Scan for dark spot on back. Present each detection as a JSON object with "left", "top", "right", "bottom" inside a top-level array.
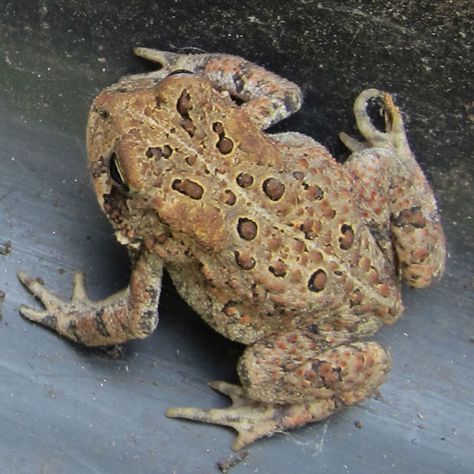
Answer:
[
  {"left": 224, "top": 190, "right": 237, "bottom": 205},
  {"left": 237, "top": 173, "right": 254, "bottom": 188},
  {"left": 235, "top": 251, "right": 256, "bottom": 270},
  {"left": 339, "top": 223, "right": 355, "bottom": 250},
  {"left": 263, "top": 178, "right": 285, "bottom": 201},
  {"left": 172, "top": 179, "right": 204, "bottom": 199},
  {"left": 177, "top": 89, "right": 192, "bottom": 115},
  {"left": 237, "top": 218, "right": 258, "bottom": 240},
  {"left": 308, "top": 269, "right": 327, "bottom": 292}
]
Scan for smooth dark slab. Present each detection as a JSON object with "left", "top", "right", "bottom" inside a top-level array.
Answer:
[{"left": 0, "top": 1, "right": 472, "bottom": 473}]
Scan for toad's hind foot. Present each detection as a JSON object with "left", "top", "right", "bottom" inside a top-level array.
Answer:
[
  {"left": 341, "top": 89, "right": 446, "bottom": 287},
  {"left": 340, "top": 88, "right": 412, "bottom": 155},
  {"left": 166, "top": 381, "right": 338, "bottom": 451}
]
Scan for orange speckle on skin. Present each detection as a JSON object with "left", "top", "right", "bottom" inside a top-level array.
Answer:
[
  {"left": 378, "top": 283, "right": 391, "bottom": 298},
  {"left": 310, "top": 250, "right": 323, "bottom": 263},
  {"left": 287, "top": 334, "right": 298, "bottom": 344},
  {"left": 290, "top": 269, "right": 303, "bottom": 284},
  {"left": 359, "top": 257, "right": 371, "bottom": 272},
  {"left": 144, "top": 238, "right": 155, "bottom": 251},
  {"left": 369, "top": 270, "right": 380, "bottom": 285},
  {"left": 298, "top": 158, "right": 309, "bottom": 169},
  {"left": 239, "top": 314, "right": 252, "bottom": 325},
  {"left": 413, "top": 247, "right": 430, "bottom": 263},
  {"left": 305, "top": 369, "right": 317, "bottom": 379},
  {"left": 276, "top": 340, "right": 288, "bottom": 350},
  {"left": 267, "top": 237, "right": 282, "bottom": 251}
]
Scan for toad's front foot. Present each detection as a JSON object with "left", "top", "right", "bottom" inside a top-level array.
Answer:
[
  {"left": 18, "top": 255, "right": 163, "bottom": 346},
  {"left": 166, "top": 381, "right": 338, "bottom": 451},
  {"left": 18, "top": 270, "right": 96, "bottom": 341}
]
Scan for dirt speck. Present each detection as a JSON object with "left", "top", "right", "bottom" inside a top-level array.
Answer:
[
  {"left": 99, "top": 344, "right": 126, "bottom": 359},
  {"left": 0, "top": 290, "right": 5, "bottom": 322},
  {"left": 372, "top": 389, "right": 383, "bottom": 401},
  {"left": 0, "top": 241, "right": 12, "bottom": 255},
  {"left": 217, "top": 451, "right": 248, "bottom": 473}
]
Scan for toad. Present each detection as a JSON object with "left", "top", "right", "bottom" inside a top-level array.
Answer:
[{"left": 18, "top": 48, "right": 446, "bottom": 450}]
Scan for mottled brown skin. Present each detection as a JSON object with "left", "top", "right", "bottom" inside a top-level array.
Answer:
[{"left": 18, "top": 48, "right": 446, "bottom": 450}]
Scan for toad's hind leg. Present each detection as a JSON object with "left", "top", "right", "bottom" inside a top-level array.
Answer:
[
  {"left": 167, "top": 327, "right": 390, "bottom": 450},
  {"left": 133, "top": 47, "right": 302, "bottom": 130},
  {"left": 341, "top": 89, "right": 446, "bottom": 287}
]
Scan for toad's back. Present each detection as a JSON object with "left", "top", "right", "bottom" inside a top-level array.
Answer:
[
  {"left": 164, "top": 137, "right": 399, "bottom": 343},
  {"left": 88, "top": 73, "right": 401, "bottom": 344}
]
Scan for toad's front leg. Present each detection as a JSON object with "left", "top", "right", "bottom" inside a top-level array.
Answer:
[{"left": 18, "top": 252, "right": 163, "bottom": 346}]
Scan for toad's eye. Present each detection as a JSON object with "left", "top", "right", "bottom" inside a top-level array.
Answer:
[
  {"left": 166, "top": 69, "right": 194, "bottom": 77},
  {"left": 108, "top": 152, "right": 128, "bottom": 191}
]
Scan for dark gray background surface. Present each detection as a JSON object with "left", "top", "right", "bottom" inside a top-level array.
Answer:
[{"left": 0, "top": 1, "right": 473, "bottom": 473}]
